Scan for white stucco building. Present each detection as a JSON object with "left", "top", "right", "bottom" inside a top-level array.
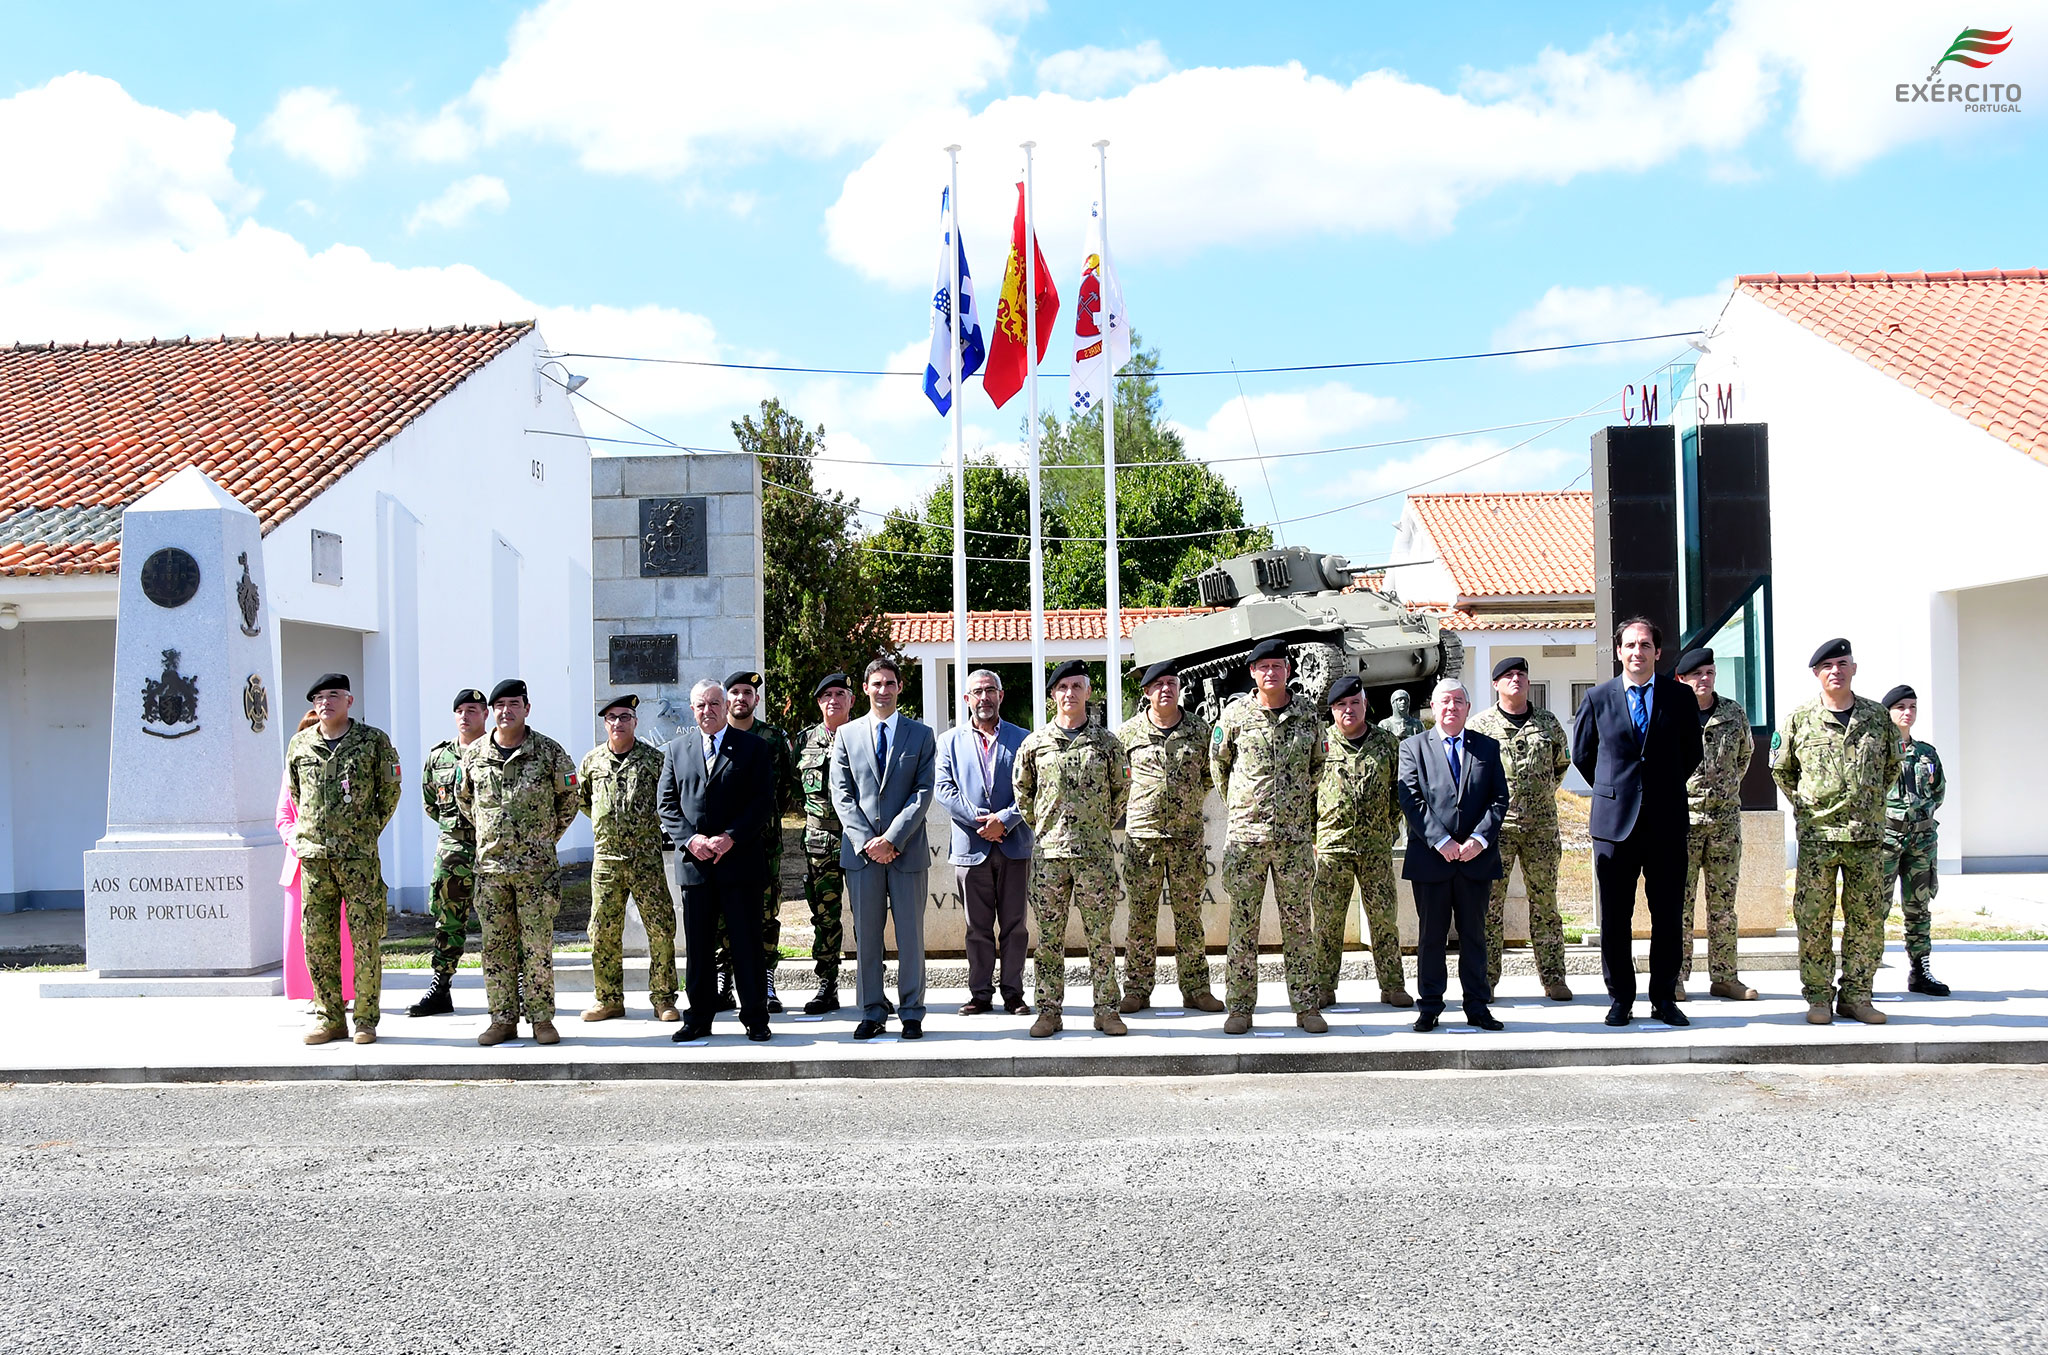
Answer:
[{"left": 0, "top": 323, "right": 595, "bottom": 911}]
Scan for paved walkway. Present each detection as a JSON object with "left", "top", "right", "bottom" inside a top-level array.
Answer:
[{"left": 4, "top": 941, "right": 2041, "bottom": 1082}]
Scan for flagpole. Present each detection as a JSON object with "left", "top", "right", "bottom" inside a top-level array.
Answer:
[
  {"left": 1095, "top": 139, "right": 1122, "bottom": 728},
  {"left": 946, "top": 145, "right": 968, "bottom": 732},
  {"left": 1022, "top": 141, "right": 1046, "bottom": 730}
]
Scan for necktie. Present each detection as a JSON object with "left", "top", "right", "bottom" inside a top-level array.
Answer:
[
  {"left": 1445, "top": 735, "right": 1461, "bottom": 783},
  {"left": 875, "top": 720, "right": 889, "bottom": 772},
  {"left": 1628, "top": 684, "right": 1648, "bottom": 737},
  {"left": 703, "top": 733, "right": 717, "bottom": 763}
]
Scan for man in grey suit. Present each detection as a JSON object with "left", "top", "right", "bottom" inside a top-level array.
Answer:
[
  {"left": 936, "top": 668, "right": 1033, "bottom": 1016},
  {"left": 828, "top": 656, "right": 937, "bottom": 1040},
  {"left": 1396, "top": 678, "right": 1511, "bottom": 1033}
]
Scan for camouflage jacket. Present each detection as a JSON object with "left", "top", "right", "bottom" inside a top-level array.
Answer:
[
  {"left": 286, "top": 719, "right": 402, "bottom": 862},
  {"left": 420, "top": 738, "right": 476, "bottom": 877},
  {"left": 1117, "top": 709, "right": 1212, "bottom": 841},
  {"left": 1379, "top": 713, "right": 1426, "bottom": 742},
  {"left": 1212, "top": 697, "right": 1326, "bottom": 845},
  {"left": 1013, "top": 720, "right": 1128, "bottom": 860},
  {"left": 1466, "top": 704, "right": 1570, "bottom": 833},
  {"left": 577, "top": 738, "right": 666, "bottom": 862},
  {"left": 1314, "top": 725, "right": 1402, "bottom": 855},
  {"left": 1771, "top": 695, "right": 1900, "bottom": 843},
  {"left": 795, "top": 721, "right": 846, "bottom": 860},
  {"left": 1686, "top": 695, "right": 1752, "bottom": 827},
  {"left": 1887, "top": 739, "right": 1946, "bottom": 825},
  {"left": 454, "top": 728, "right": 581, "bottom": 875}
]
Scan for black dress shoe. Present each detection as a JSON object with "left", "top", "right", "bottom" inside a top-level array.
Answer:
[
  {"left": 1413, "top": 1011, "right": 1440, "bottom": 1032},
  {"left": 671, "top": 1024, "right": 712, "bottom": 1043},
  {"left": 1604, "top": 1001, "right": 1632, "bottom": 1027},
  {"left": 744, "top": 1024, "right": 772, "bottom": 1042},
  {"left": 1002, "top": 994, "right": 1030, "bottom": 1015},
  {"left": 958, "top": 997, "right": 994, "bottom": 1015},
  {"left": 1650, "top": 1002, "right": 1690, "bottom": 1027},
  {"left": 901, "top": 1019, "right": 924, "bottom": 1040},
  {"left": 1467, "top": 1010, "right": 1504, "bottom": 1031},
  {"left": 852, "top": 1019, "right": 886, "bottom": 1040}
]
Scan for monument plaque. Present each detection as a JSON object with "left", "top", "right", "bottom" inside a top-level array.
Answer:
[
  {"left": 639, "top": 496, "right": 707, "bottom": 576},
  {"left": 609, "top": 633, "right": 680, "bottom": 685}
]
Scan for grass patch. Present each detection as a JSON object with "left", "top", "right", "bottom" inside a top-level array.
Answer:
[
  {"left": 1930, "top": 926, "right": 2048, "bottom": 942},
  {"left": 0, "top": 962, "right": 87, "bottom": 973}
]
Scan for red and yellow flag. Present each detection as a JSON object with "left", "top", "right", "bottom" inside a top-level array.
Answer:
[{"left": 982, "top": 181, "right": 1060, "bottom": 410}]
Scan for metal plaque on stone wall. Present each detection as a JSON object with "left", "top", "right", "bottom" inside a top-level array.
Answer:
[
  {"left": 609, "top": 633, "right": 680, "bottom": 685},
  {"left": 639, "top": 497, "right": 707, "bottom": 576}
]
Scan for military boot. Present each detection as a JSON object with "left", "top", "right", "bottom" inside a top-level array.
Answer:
[
  {"left": 1116, "top": 991, "right": 1149, "bottom": 1015},
  {"left": 1805, "top": 1003, "right": 1834, "bottom": 1025},
  {"left": 304, "top": 1021, "right": 349, "bottom": 1046},
  {"left": 1836, "top": 999, "right": 1887, "bottom": 1024},
  {"left": 715, "top": 964, "right": 738, "bottom": 1012},
  {"left": 1542, "top": 982, "right": 1574, "bottom": 1002},
  {"left": 1094, "top": 1009, "right": 1129, "bottom": 1036},
  {"left": 1184, "top": 991, "right": 1225, "bottom": 1012},
  {"left": 532, "top": 1020, "right": 562, "bottom": 1044},
  {"left": 1908, "top": 955, "right": 1951, "bottom": 997},
  {"left": 1672, "top": 982, "right": 1690, "bottom": 1003},
  {"left": 1296, "top": 1009, "right": 1329, "bottom": 1033},
  {"left": 1030, "top": 1011, "right": 1063, "bottom": 1038},
  {"left": 1710, "top": 979, "right": 1759, "bottom": 1001},
  {"left": 765, "top": 965, "right": 784, "bottom": 1014},
  {"left": 1223, "top": 1012, "right": 1253, "bottom": 1035},
  {"left": 1381, "top": 987, "right": 1417, "bottom": 1008},
  {"left": 477, "top": 1020, "right": 517, "bottom": 1046},
  {"left": 803, "top": 977, "right": 840, "bottom": 1015},
  {"left": 407, "top": 973, "right": 454, "bottom": 1018}
]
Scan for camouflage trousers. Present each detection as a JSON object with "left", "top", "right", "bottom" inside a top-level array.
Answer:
[
  {"left": 1880, "top": 823, "right": 1939, "bottom": 961},
  {"left": 301, "top": 857, "right": 388, "bottom": 1030},
  {"left": 1485, "top": 825, "right": 1565, "bottom": 988},
  {"left": 1311, "top": 848, "right": 1404, "bottom": 996},
  {"left": 589, "top": 853, "right": 678, "bottom": 1010},
  {"left": 1792, "top": 837, "right": 1886, "bottom": 1007},
  {"left": 805, "top": 855, "right": 845, "bottom": 980},
  {"left": 1120, "top": 837, "right": 1213, "bottom": 999},
  {"left": 1031, "top": 857, "right": 1121, "bottom": 1017},
  {"left": 1681, "top": 816, "right": 1743, "bottom": 984},
  {"left": 1220, "top": 838, "right": 1317, "bottom": 1016},
  {"left": 476, "top": 870, "right": 561, "bottom": 1024},
  {"left": 715, "top": 845, "right": 782, "bottom": 974},
  {"left": 426, "top": 868, "right": 474, "bottom": 980}
]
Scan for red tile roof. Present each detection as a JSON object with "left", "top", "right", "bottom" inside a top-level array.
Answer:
[
  {"left": 888, "top": 607, "right": 1208, "bottom": 646},
  {"left": 1419, "top": 605, "right": 1595, "bottom": 633},
  {"left": 1, "top": 322, "right": 534, "bottom": 576},
  {"left": 1407, "top": 492, "right": 1594, "bottom": 600},
  {"left": 1736, "top": 269, "right": 2048, "bottom": 467}
]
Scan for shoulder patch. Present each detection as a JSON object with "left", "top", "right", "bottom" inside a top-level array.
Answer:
[
  {"left": 1211, "top": 725, "right": 1225, "bottom": 747},
  {"left": 1769, "top": 731, "right": 1782, "bottom": 752},
  {"left": 561, "top": 772, "right": 579, "bottom": 789}
]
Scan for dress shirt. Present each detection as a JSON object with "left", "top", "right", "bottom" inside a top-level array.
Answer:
[
  {"left": 1627, "top": 678, "right": 1655, "bottom": 731},
  {"left": 872, "top": 711, "right": 900, "bottom": 762},
  {"left": 1435, "top": 730, "right": 1488, "bottom": 853},
  {"left": 702, "top": 727, "right": 726, "bottom": 762}
]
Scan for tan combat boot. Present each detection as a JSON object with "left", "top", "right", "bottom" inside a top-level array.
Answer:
[
  {"left": 1223, "top": 1012, "right": 1253, "bottom": 1035},
  {"left": 1029, "top": 1011, "right": 1063, "bottom": 1039},
  {"left": 1380, "top": 988, "right": 1416, "bottom": 1008},
  {"left": 304, "top": 1022, "right": 348, "bottom": 1046},
  {"left": 531, "top": 1020, "right": 561, "bottom": 1045},
  {"left": 1185, "top": 991, "right": 1225, "bottom": 1012},
  {"left": 1673, "top": 982, "right": 1690, "bottom": 1003},
  {"left": 1710, "top": 979, "right": 1759, "bottom": 1001},
  {"left": 1296, "top": 1009, "right": 1329, "bottom": 1034},
  {"left": 1805, "top": 1003, "right": 1834, "bottom": 1025},
  {"left": 653, "top": 1003, "right": 682, "bottom": 1022},
  {"left": 1836, "top": 999, "right": 1887, "bottom": 1024},
  {"left": 582, "top": 1003, "right": 626, "bottom": 1022},
  {"left": 1542, "top": 982, "right": 1574, "bottom": 1002},
  {"left": 352, "top": 1027, "right": 377, "bottom": 1045},
  {"left": 1116, "top": 991, "right": 1148, "bottom": 1015},
  {"left": 477, "top": 1020, "right": 518, "bottom": 1046},
  {"left": 1094, "top": 1010, "right": 1129, "bottom": 1036}
]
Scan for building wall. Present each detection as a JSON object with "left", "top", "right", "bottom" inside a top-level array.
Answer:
[
  {"left": 1383, "top": 513, "right": 1457, "bottom": 605},
  {"left": 1957, "top": 573, "right": 2048, "bottom": 868},
  {"left": 1705, "top": 292, "right": 2048, "bottom": 867},
  {"left": 0, "top": 620, "right": 115, "bottom": 910}
]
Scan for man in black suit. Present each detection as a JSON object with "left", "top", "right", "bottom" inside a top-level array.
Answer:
[
  {"left": 658, "top": 678, "right": 774, "bottom": 1042},
  {"left": 1396, "top": 678, "right": 1511, "bottom": 1032},
  {"left": 1570, "top": 616, "right": 1705, "bottom": 1028}
]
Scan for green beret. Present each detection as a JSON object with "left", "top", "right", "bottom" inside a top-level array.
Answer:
[
  {"left": 1808, "top": 638, "right": 1852, "bottom": 668},
  {"left": 488, "top": 679, "right": 527, "bottom": 704},
  {"left": 452, "top": 688, "right": 487, "bottom": 711}
]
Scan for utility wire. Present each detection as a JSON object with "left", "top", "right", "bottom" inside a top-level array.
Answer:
[{"left": 1231, "top": 359, "right": 1284, "bottom": 547}]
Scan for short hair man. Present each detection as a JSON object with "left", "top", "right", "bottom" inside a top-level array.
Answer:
[
  {"left": 722, "top": 670, "right": 799, "bottom": 1015},
  {"left": 936, "top": 669, "right": 1033, "bottom": 1016},
  {"left": 1116, "top": 660, "right": 1223, "bottom": 1013},
  {"left": 1310, "top": 674, "right": 1410, "bottom": 1009},
  {"left": 409, "top": 687, "right": 488, "bottom": 1018},
  {"left": 1466, "top": 656, "right": 1574, "bottom": 1003},
  {"left": 792, "top": 672, "right": 856, "bottom": 1014},
  {"left": 1881, "top": 685, "right": 1949, "bottom": 997},
  {"left": 1672, "top": 648, "right": 1758, "bottom": 1002},
  {"left": 577, "top": 694, "right": 678, "bottom": 1024}
]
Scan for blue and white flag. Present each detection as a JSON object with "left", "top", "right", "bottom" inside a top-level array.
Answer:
[{"left": 923, "top": 186, "right": 985, "bottom": 416}]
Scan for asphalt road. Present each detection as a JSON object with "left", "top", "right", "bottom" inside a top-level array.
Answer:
[{"left": 3, "top": 1067, "right": 2045, "bottom": 1354}]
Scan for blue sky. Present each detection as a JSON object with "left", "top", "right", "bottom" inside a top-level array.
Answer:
[{"left": 4, "top": 1, "right": 2043, "bottom": 564}]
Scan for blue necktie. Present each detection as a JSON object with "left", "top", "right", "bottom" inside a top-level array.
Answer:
[
  {"left": 1445, "top": 736, "right": 1461, "bottom": 783},
  {"left": 1628, "top": 684, "right": 1648, "bottom": 737},
  {"left": 875, "top": 720, "right": 889, "bottom": 772}
]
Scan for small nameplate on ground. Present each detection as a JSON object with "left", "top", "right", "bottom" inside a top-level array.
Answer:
[{"left": 609, "top": 633, "right": 679, "bottom": 685}]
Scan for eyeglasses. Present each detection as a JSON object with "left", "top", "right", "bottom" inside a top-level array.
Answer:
[{"left": 603, "top": 713, "right": 636, "bottom": 723}]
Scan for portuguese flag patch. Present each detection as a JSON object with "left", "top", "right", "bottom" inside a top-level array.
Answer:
[{"left": 561, "top": 772, "right": 579, "bottom": 789}]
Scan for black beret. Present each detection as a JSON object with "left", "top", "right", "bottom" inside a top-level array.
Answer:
[
  {"left": 1808, "top": 637, "right": 1852, "bottom": 667},
  {"left": 306, "top": 672, "right": 350, "bottom": 701},
  {"left": 725, "top": 670, "right": 763, "bottom": 690},
  {"left": 1326, "top": 675, "right": 1364, "bottom": 706},
  {"left": 1246, "top": 637, "right": 1290, "bottom": 665},
  {"left": 598, "top": 693, "right": 639, "bottom": 717},
  {"left": 1882, "top": 684, "right": 1917, "bottom": 709},
  {"left": 812, "top": 671, "right": 852, "bottom": 699},
  {"left": 1674, "top": 648, "right": 1714, "bottom": 676},
  {"left": 1048, "top": 659, "right": 1091, "bottom": 686},
  {"left": 452, "top": 688, "right": 487, "bottom": 710},
  {"left": 488, "top": 678, "right": 528, "bottom": 704},
  {"left": 1490, "top": 656, "right": 1529, "bottom": 682},
  {"left": 1138, "top": 659, "right": 1179, "bottom": 689}
]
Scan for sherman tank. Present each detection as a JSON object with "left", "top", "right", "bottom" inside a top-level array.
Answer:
[{"left": 1130, "top": 546, "right": 1463, "bottom": 723}]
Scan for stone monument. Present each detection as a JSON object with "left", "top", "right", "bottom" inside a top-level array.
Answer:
[{"left": 82, "top": 468, "right": 287, "bottom": 978}]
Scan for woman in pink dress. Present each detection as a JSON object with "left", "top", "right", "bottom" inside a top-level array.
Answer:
[{"left": 280, "top": 710, "right": 353, "bottom": 1004}]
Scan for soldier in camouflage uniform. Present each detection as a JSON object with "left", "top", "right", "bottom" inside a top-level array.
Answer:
[
  {"left": 1880, "top": 684, "right": 1950, "bottom": 997},
  {"left": 286, "top": 673, "right": 402, "bottom": 1045},
  {"left": 577, "top": 694, "right": 678, "bottom": 1022},
  {"left": 721, "top": 671, "right": 798, "bottom": 1013},
  {"left": 1466, "top": 656, "right": 1574, "bottom": 1002},
  {"left": 1014, "top": 660, "right": 1130, "bottom": 1038},
  {"left": 1212, "top": 638, "right": 1329, "bottom": 1034},
  {"left": 1310, "top": 675, "right": 1409, "bottom": 1008},
  {"left": 794, "top": 672, "right": 854, "bottom": 1014},
  {"left": 408, "top": 687, "right": 489, "bottom": 1018},
  {"left": 1771, "top": 638, "right": 1901, "bottom": 1025},
  {"left": 1379, "top": 688, "right": 1426, "bottom": 742},
  {"left": 1673, "top": 648, "right": 1757, "bottom": 1001},
  {"left": 455, "top": 678, "right": 584, "bottom": 1047},
  {"left": 1116, "top": 660, "right": 1223, "bottom": 1013}
]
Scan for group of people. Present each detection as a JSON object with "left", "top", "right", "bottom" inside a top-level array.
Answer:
[{"left": 282, "top": 615, "right": 1950, "bottom": 1047}]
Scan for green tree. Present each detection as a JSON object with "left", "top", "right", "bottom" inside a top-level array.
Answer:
[
  {"left": 863, "top": 455, "right": 1041, "bottom": 614},
  {"left": 740, "top": 399, "right": 896, "bottom": 724}
]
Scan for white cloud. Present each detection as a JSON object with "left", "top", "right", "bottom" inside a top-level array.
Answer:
[
  {"left": 399, "top": 105, "right": 480, "bottom": 164},
  {"left": 1037, "top": 40, "right": 1169, "bottom": 97},
  {"left": 406, "top": 174, "right": 511, "bottom": 233},
  {"left": 1495, "top": 283, "right": 1730, "bottom": 368},
  {"left": 1328, "top": 436, "right": 1584, "bottom": 505},
  {"left": 464, "top": 0, "right": 1034, "bottom": 176},
  {"left": 1173, "top": 383, "right": 1405, "bottom": 496},
  {"left": 258, "top": 86, "right": 372, "bottom": 177}
]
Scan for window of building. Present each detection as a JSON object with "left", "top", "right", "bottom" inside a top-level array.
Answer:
[
  {"left": 1530, "top": 681, "right": 1550, "bottom": 710},
  {"left": 1571, "top": 681, "right": 1595, "bottom": 713}
]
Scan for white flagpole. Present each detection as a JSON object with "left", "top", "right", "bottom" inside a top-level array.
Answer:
[
  {"left": 946, "top": 146, "right": 967, "bottom": 732},
  {"left": 1022, "top": 141, "right": 1046, "bottom": 731},
  {"left": 1096, "top": 139, "right": 1122, "bottom": 727}
]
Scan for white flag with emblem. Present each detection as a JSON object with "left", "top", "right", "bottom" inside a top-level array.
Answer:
[{"left": 1067, "top": 201, "right": 1128, "bottom": 418}]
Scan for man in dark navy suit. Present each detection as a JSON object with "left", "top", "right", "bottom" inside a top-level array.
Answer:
[
  {"left": 1571, "top": 616, "right": 1705, "bottom": 1028},
  {"left": 1396, "top": 678, "right": 1512, "bottom": 1032}
]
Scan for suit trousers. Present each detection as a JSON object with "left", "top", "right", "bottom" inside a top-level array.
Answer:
[
  {"left": 957, "top": 854, "right": 1027, "bottom": 1002},
  {"left": 681, "top": 873, "right": 768, "bottom": 1027},
  {"left": 849, "top": 865, "right": 928, "bottom": 1021},
  {"left": 1593, "top": 829, "right": 1684, "bottom": 1006},
  {"left": 1412, "top": 875, "right": 1492, "bottom": 1018}
]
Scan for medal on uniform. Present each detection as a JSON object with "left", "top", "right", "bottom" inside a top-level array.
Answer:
[{"left": 342, "top": 775, "right": 352, "bottom": 804}]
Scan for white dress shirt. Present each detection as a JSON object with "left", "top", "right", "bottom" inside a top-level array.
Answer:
[{"left": 1435, "top": 729, "right": 1488, "bottom": 853}]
